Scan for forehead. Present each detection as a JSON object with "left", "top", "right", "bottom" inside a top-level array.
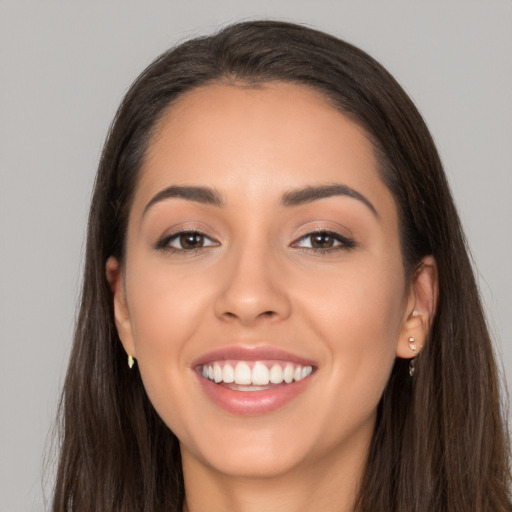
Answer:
[{"left": 135, "top": 82, "right": 394, "bottom": 218}]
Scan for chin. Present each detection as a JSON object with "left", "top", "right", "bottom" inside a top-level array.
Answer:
[
  {"left": 193, "top": 445, "right": 308, "bottom": 479},
  {"left": 179, "top": 420, "right": 319, "bottom": 479}
]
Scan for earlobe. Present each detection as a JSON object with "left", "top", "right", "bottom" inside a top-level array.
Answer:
[
  {"left": 105, "top": 256, "right": 136, "bottom": 358},
  {"left": 396, "top": 255, "right": 438, "bottom": 359}
]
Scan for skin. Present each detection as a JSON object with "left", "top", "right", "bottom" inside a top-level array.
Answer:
[{"left": 107, "top": 83, "right": 437, "bottom": 512}]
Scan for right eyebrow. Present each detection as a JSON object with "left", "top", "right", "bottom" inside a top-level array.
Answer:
[{"left": 142, "top": 185, "right": 224, "bottom": 216}]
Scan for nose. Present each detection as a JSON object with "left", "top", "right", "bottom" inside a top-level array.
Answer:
[{"left": 213, "top": 244, "right": 292, "bottom": 326}]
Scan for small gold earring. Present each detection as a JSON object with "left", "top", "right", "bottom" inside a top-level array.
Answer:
[
  {"left": 408, "top": 336, "right": 417, "bottom": 353},
  {"left": 127, "top": 354, "right": 135, "bottom": 369}
]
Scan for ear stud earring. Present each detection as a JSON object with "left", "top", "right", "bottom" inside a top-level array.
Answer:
[
  {"left": 408, "top": 337, "right": 417, "bottom": 352},
  {"left": 128, "top": 354, "right": 135, "bottom": 369}
]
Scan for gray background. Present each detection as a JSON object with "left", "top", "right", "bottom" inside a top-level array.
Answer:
[{"left": 1, "top": 1, "right": 511, "bottom": 510}]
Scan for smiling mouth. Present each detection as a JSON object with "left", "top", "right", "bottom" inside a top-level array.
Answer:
[{"left": 199, "top": 360, "right": 314, "bottom": 390}]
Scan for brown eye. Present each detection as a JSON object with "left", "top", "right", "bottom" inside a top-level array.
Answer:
[
  {"left": 310, "top": 233, "right": 336, "bottom": 249},
  {"left": 179, "top": 233, "right": 205, "bottom": 249}
]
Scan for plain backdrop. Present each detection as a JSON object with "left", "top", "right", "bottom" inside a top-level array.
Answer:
[{"left": 1, "top": 1, "right": 511, "bottom": 510}]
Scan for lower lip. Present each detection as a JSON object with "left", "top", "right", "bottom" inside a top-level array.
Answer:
[{"left": 196, "top": 373, "right": 312, "bottom": 415}]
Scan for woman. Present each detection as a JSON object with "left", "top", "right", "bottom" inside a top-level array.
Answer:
[{"left": 52, "top": 20, "right": 511, "bottom": 511}]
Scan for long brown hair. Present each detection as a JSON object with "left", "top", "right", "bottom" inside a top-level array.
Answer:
[{"left": 52, "top": 20, "right": 511, "bottom": 511}]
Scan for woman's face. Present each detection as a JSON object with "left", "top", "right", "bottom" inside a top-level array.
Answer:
[{"left": 110, "top": 83, "right": 423, "bottom": 479}]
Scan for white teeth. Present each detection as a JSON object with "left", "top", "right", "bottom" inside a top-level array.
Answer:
[
  {"left": 234, "top": 362, "right": 252, "bottom": 385},
  {"left": 222, "top": 363, "right": 235, "bottom": 383},
  {"left": 252, "top": 362, "right": 270, "bottom": 385},
  {"left": 269, "top": 364, "right": 284, "bottom": 384},
  {"left": 283, "top": 365, "right": 294, "bottom": 383},
  {"left": 302, "top": 366, "right": 312, "bottom": 379},
  {"left": 213, "top": 363, "right": 223, "bottom": 383},
  {"left": 201, "top": 361, "right": 313, "bottom": 387}
]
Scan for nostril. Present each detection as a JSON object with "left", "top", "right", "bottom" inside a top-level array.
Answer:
[{"left": 221, "top": 310, "right": 277, "bottom": 322}]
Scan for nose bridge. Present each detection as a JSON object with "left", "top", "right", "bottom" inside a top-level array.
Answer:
[{"left": 214, "top": 235, "right": 291, "bottom": 325}]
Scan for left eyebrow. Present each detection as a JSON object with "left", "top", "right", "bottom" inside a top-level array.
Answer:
[
  {"left": 143, "top": 185, "right": 224, "bottom": 216},
  {"left": 280, "top": 183, "right": 378, "bottom": 217}
]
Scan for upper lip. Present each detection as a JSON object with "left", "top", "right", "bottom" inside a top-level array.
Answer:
[{"left": 191, "top": 345, "right": 317, "bottom": 368}]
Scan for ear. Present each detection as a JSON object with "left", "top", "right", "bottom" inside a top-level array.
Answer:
[
  {"left": 106, "top": 256, "right": 136, "bottom": 359},
  {"left": 396, "top": 255, "right": 438, "bottom": 359}
]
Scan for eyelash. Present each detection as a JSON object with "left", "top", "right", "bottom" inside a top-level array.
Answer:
[
  {"left": 155, "top": 230, "right": 356, "bottom": 254},
  {"left": 291, "top": 230, "right": 356, "bottom": 253},
  {"left": 155, "top": 230, "right": 219, "bottom": 254}
]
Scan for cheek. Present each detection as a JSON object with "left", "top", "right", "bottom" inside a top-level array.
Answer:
[
  {"left": 124, "top": 258, "right": 212, "bottom": 405},
  {"left": 297, "top": 255, "right": 406, "bottom": 395},
  {"left": 127, "top": 257, "right": 209, "bottom": 344},
  {"left": 301, "top": 253, "right": 405, "bottom": 328}
]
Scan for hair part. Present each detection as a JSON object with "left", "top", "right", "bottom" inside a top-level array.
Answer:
[{"left": 53, "top": 20, "right": 511, "bottom": 511}]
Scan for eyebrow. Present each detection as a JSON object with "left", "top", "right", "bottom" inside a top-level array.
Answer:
[
  {"left": 143, "top": 185, "right": 224, "bottom": 215},
  {"left": 280, "top": 184, "right": 378, "bottom": 217},
  {"left": 143, "top": 182, "right": 378, "bottom": 217}
]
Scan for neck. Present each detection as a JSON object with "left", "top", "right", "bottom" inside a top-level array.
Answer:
[{"left": 181, "top": 434, "right": 369, "bottom": 512}]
